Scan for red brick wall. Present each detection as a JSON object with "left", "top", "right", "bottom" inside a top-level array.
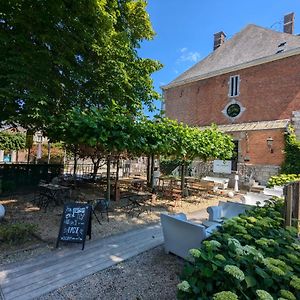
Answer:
[
  {"left": 231, "top": 129, "right": 285, "bottom": 165},
  {"left": 164, "top": 55, "right": 300, "bottom": 126}
]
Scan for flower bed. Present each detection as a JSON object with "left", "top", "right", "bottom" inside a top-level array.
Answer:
[{"left": 177, "top": 199, "right": 300, "bottom": 300}]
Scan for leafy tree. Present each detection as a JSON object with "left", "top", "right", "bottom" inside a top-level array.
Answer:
[
  {"left": 0, "top": 131, "right": 26, "bottom": 151},
  {"left": 1, "top": 0, "right": 161, "bottom": 130}
]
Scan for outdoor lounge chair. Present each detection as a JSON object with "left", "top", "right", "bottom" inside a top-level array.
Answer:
[
  {"left": 160, "top": 213, "right": 220, "bottom": 259},
  {"left": 207, "top": 201, "right": 253, "bottom": 222}
]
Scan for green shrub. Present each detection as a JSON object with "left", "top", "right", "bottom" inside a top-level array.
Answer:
[
  {"left": 0, "top": 222, "right": 38, "bottom": 245},
  {"left": 267, "top": 174, "right": 300, "bottom": 187},
  {"left": 177, "top": 200, "right": 300, "bottom": 300},
  {"left": 281, "top": 126, "right": 300, "bottom": 174}
]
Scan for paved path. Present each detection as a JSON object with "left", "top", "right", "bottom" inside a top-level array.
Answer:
[{"left": 0, "top": 209, "right": 208, "bottom": 300}]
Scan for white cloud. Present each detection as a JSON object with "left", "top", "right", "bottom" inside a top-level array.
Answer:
[{"left": 176, "top": 47, "right": 201, "bottom": 64}]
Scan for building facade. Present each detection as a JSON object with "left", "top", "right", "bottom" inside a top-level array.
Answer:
[{"left": 163, "top": 13, "right": 300, "bottom": 185}]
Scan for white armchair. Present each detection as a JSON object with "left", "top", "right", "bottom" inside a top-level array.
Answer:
[
  {"left": 160, "top": 213, "right": 220, "bottom": 259},
  {"left": 207, "top": 201, "right": 253, "bottom": 222}
]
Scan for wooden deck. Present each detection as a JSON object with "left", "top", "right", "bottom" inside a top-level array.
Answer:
[{"left": 0, "top": 224, "right": 163, "bottom": 300}]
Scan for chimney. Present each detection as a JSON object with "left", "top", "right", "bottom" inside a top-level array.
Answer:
[
  {"left": 213, "top": 31, "right": 226, "bottom": 50},
  {"left": 283, "top": 12, "right": 295, "bottom": 34}
]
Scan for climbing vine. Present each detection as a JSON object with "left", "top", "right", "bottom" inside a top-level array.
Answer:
[{"left": 281, "top": 125, "right": 300, "bottom": 174}]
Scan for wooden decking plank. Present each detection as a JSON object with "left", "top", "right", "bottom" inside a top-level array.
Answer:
[
  {"left": 14, "top": 239, "right": 162, "bottom": 300},
  {"left": 0, "top": 225, "right": 161, "bottom": 285},
  {"left": 0, "top": 224, "right": 160, "bottom": 276},
  {"left": 2, "top": 227, "right": 163, "bottom": 299},
  {"left": 2, "top": 229, "right": 162, "bottom": 292},
  {"left": 1, "top": 208, "right": 207, "bottom": 300},
  {"left": 5, "top": 237, "right": 162, "bottom": 300},
  {"left": 0, "top": 224, "right": 161, "bottom": 282}
]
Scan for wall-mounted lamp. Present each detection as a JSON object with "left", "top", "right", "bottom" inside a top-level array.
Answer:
[{"left": 266, "top": 137, "right": 274, "bottom": 153}]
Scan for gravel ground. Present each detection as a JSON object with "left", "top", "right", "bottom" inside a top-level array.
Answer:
[{"left": 37, "top": 245, "right": 184, "bottom": 300}]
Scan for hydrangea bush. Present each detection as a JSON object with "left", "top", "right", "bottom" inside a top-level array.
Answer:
[{"left": 177, "top": 199, "right": 300, "bottom": 299}]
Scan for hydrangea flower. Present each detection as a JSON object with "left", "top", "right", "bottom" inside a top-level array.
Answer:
[
  {"left": 256, "top": 289, "right": 273, "bottom": 300},
  {"left": 263, "top": 258, "right": 286, "bottom": 276},
  {"left": 212, "top": 291, "right": 238, "bottom": 300},
  {"left": 215, "top": 254, "right": 226, "bottom": 261},
  {"left": 279, "top": 289, "right": 296, "bottom": 300},
  {"left": 286, "top": 253, "right": 299, "bottom": 263},
  {"left": 177, "top": 280, "right": 190, "bottom": 292},
  {"left": 242, "top": 245, "right": 256, "bottom": 255},
  {"left": 189, "top": 248, "right": 201, "bottom": 258},
  {"left": 290, "top": 275, "right": 300, "bottom": 290},
  {"left": 224, "top": 265, "right": 245, "bottom": 281},
  {"left": 203, "top": 240, "right": 221, "bottom": 250},
  {"left": 291, "top": 242, "right": 300, "bottom": 250},
  {"left": 265, "top": 258, "right": 286, "bottom": 267},
  {"left": 247, "top": 216, "right": 257, "bottom": 223}
]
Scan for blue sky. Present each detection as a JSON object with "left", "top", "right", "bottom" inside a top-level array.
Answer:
[{"left": 139, "top": 0, "right": 300, "bottom": 116}]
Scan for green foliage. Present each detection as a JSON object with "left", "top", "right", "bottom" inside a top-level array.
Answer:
[
  {"left": 50, "top": 108, "right": 234, "bottom": 163},
  {"left": 178, "top": 199, "right": 300, "bottom": 300},
  {"left": 267, "top": 174, "right": 300, "bottom": 187},
  {"left": 0, "top": 223, "right": 38, "bottom": 245},
  {"left": 282, "top": 126, "right": 300, "bottom": 174},
  {"left": 0, "top": 132, "right": 26, "bottom": 151},
  {"left": 1, "top": 0, "right": 161, "bottom": 130},
  {"left": 159, "top": 158, "right": 182, "bottom": 175}
]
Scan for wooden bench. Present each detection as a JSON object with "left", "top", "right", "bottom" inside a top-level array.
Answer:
[
  {"left": 186, "top": 179, "right": 215, "bottom": 197},
  {"left": 162, "top": 181, "right": 182, "bottom": 207}
]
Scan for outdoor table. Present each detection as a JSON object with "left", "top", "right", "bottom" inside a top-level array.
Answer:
[
  {"left": 37, "top": 183, "right": 71, "bottom": 210},
  {"left": 131, "top": 178, "right": 146, "bottom": 190},
  {"left": 126, "top": 192, "right": 152, "bottom": 217}
]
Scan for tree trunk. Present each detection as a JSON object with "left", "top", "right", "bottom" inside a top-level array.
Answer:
[
  {"left": 150, "top": 154, "right": 155, "bottom": 189},
  {"left": 73, "top": 146, "right": 78, "bottom": 176},
  {"left": 106, "top": 155, "right": 111, "bottom": 202},
  {"left": 114, "top": 157, "right": 120, "bottom": 201},
  {"left": 181, "top": 163, "right": 186, "bottom": 197},
  {"left": 47, "top": 142, "right": 51, "bottom": 164},
  {"left": 27, "top": 147, "right": 31, "bottom": 164},
  {"left": 92, "top": 157, "right": 101, "bottom": 180},
  {"left": 146, "top": 155, "right": 151, "bottom": 186}
]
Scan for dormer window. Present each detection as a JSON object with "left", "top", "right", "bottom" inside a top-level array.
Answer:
[{"left": 229, "top": 75, "right": 240, "bottom": 97}]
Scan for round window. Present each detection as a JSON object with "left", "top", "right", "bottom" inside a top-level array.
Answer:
[{"left": 226, "top": 103, "right": 241, "bottom": 118}]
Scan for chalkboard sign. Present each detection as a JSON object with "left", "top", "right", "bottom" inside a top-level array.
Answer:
[{"left": 56, "top": 202, "right": 92, "bottom": 250}]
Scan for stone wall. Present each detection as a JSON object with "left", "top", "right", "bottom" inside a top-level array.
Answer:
[{"left": 237, "top": 163, "right": 280, "bottom": 186}]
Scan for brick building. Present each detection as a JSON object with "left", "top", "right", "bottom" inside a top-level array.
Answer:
[{"left": 162, "top": 13, "right": 300, "bottom": 185}]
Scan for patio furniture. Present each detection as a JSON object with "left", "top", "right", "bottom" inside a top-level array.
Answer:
[
  {"left": 0, "top": 204, "right": 5, "bottom": 220},
  {"left": 125, "top": 192, "right": 152, "bottom": 217},
  {"left": 160, "top": 212, "right": 220, "bottom": 259},
  {"left": 34, "top": 183, "right": 71, "bottom": 211},
  {"left": 263, "top": 187, "right": 283, "bottom": 197},
  {"left": 93, "top": 198, "right": 110, "bottom": 222},
  {"left": 186, "top": 179, "right": 215, "bottom": 197},
  {"left": 241, "top": 192, "right": 271, "bottom": 206},
  {"left": 202, "top": 176, "right": 229, "bottom": 190},
  {"left": 207, "top": 201, "right": 253, "bottom": 222}
]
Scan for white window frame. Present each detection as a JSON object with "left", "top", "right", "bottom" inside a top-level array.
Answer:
[{"left": 228, "top": 75, "right": 240, "bottom": 97}]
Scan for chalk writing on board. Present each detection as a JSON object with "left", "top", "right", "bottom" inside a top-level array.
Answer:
[{"left": 56, "top": 203, "right": 92, "bottom": 250}]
